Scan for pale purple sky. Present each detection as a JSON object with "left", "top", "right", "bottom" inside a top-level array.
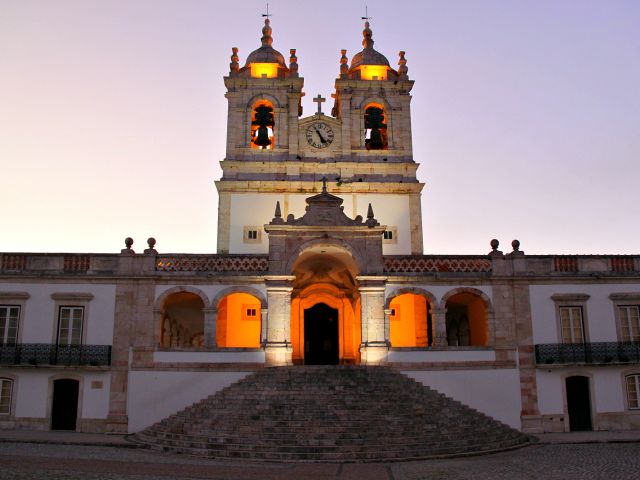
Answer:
[{"left": 1, "top": 0, "right": 639, "bottom": 255}]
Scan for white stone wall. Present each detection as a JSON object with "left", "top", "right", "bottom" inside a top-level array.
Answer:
[
  {"left": 530, "top": 283, "right": 639, "bottom": 344},
  {"left": 4, "top": 369, "right": 110, "bottom": 420},
  {"left": 536, "top": 367, "right": 628, "bottom": 416},
  {"left": 0, "top": 283, "right": 116, "bottom": 344},
  {"left": 405, "top": 369, "right": 522, "bottom": 428},
  {"left": 127, "top": 371, "right": 250, "bottom": 432},
  {"left": 228, "top": 192, "right": 412, "bottom": 255}
]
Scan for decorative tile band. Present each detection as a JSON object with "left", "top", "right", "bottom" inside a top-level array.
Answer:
[
  {"left": 383, "top": 256, "right": 492, "bottom": 273},
  {"left": 156, "top": 255, "right": 269, "bottom": 273}
]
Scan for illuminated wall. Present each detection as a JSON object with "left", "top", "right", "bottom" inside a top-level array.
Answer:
[
  {"left": 389, "top": 293, "right": 428, "bottom": 347},
  {"left": 216, "top": 293, "right": 261, "bottom": 348}
]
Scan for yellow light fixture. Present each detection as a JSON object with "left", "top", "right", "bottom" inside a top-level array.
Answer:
[
  {"left": 250, "top": 63, "right": 279, "bottom": 78},
  {"left": 358, "top": 65, "right": 389, "bottom": 80}
]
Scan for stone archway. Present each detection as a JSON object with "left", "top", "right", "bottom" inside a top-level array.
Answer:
[{"left": 290, "top": 244, "right": 361, "bottom": 365}]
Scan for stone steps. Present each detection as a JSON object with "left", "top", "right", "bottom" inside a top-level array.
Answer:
[{"left": 132, "top": 365, "right": 532, "bottom": 461}]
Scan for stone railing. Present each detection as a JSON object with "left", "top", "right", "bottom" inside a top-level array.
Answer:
[
  {"left": 383, "top": 256, "right": 492, "bottom": 274},
  {"left": 535, "top": 342, "right": 640, "bottom": 365},
  {"left": 155, "top": 255, "right": 269, "bottom": 273}
]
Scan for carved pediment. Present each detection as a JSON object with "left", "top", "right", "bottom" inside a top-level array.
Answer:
[{"left": 268, "top": 178, "right": 379, "bottom": 228}]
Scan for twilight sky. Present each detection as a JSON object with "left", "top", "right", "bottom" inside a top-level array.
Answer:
[{"left": 1, "top": 0, "right": 639, "bottom": 255}]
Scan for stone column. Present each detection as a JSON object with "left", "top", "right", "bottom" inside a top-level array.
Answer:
[
  {"left": 432, "top": 307, "right": 448, "bottom": 347},
  {"left": 203, "top": 308, "right": 217, "bottom": 348},
  {"left": 358, "top": 276, "right": 388, "bottom": 364},
  {"left": 260, "top": 307, "right": 268, "bottom": 345},
  {"left": 264, "top": 276, "right": 295, "bottom": 365},
  {"left": 383, "top": 309, "right": 392, "bottom": 347}
]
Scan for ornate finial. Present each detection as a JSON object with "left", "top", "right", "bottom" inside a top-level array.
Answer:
[
  {"left": 490, "top": 239, "right": 499, "bottom": 251},
  {"left": 289, "top": 49, "right": 298, "bottom": 77},
  {"left": 398, "top": 51, "right": 408, "bottom": 80},
  {"left": 322, "top": 176, "right": 328, "bottom": 193},
  {"left": 230, "top": 47, "right": 239, "bottom": 74},
  {"left": 144, "top": 237, "right": 158, "bottom": 255},
  {"left": 367, "top": 203, "right": 374, "bottom": 219},
  {"left": 361, "top": 7, "right": 374, "bottom": 49},
  {"left": 274, "top": 201, "right": 282, "bottom": 218},
  {"left": 261, "top": 4, "right": 273, "bottom": 47},
  {"left": 121, "top": 237, "right": 134, "bottom": 255},
  {"left": 511, "top": 239, "right": 520, "bottom": 252},
  {"left": 340, "top": 49, "right": 349, "bottom": 78}
]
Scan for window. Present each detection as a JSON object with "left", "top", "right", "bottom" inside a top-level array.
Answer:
[
  {"left": 250, "top": 101, "right": 275, "bottom": 150},
  {"left": 246, "top": 308, "right": 257, "bottom": 318},
  {"left": 243, "top": 226, "right": 262, "bottom": 244},
  {"left": 364, "top": 104, "right": 388, "bottom": 150},
  {"left": 0, "top": 306, "right": 19, "bottom": 344},
  {"left": 619, "top": 306, "right": 640, "bottom": 342},
  {"left": 0, "top": 378, "right": 12, "bottom": 415},
  {"left": 382, "top": 227, "right": 398, "bottom": 245},
  {"left": 626, "top": 374, "right": 640, "bottom": 409},
  {"left": 57, "top": 307, "right": 83, "bottom": 345},
  {"left": 551, "top": 294, "right": 590, "bottom": 344},
  {"left": 560, "top": 307, "right": 584, "bottom": 343}
]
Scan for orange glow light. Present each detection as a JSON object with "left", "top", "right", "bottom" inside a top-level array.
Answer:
[
  {"left": 250, "top": 63, "right": 279, "bottom": 78},
  {"left": 358, "top": 65, "right": 389, "bottom": 80}
]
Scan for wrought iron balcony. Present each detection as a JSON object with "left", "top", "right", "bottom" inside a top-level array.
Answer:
[
  {"left": 535, "top": 342, "right": 640, "bottom": 365},
  {"left": 0, "top": 343, "right": 111, "bottom": 367}
]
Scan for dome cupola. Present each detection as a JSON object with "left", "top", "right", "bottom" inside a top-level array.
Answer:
[
  {"left": 348, "top": 21, "right": 392, "bottom": 80},
  {"left": 244, "top": 19, "right": 288, "bottom": 78}
]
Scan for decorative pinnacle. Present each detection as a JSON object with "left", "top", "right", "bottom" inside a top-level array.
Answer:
[
  {"left": 274, "top": 201, "right": 282, "bottom": 218},
  {"left": 490, "top": 239, "right": 499, "bottom": 251},
  {"left": 367, "top": 203, "right": 374, "bottom": 219},
  {"left": 322, "top": 176, "right": 328, "bottom": 193},
  {"left": 362, "top": 21, "right": 374, "bottom": 49},
  {"left": 511, "top": 239, "right": 521, "bottom": 252},
  {"left": 261, "top": 18, "right": 273, "bottom": 47}
]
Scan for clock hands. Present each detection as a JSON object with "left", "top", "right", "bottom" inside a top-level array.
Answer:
[{"left": 315, "top": 128, "right": 328, "bottom": 144}]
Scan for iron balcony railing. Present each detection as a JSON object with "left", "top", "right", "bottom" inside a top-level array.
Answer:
[
  {"left": 0, "top": 343, "right": 111, "bottom": 367},
  {"left": 535, "top": 342, "right": 640, "bottom": 365}
]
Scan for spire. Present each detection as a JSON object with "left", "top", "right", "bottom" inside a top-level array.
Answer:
[
  {"left": 362, "top": 21, "right": 374, "bottom": 49},
  {"left": 261, "top": 18, "right": 273, "bottom": 47},
  {"left": 367, "top": 203, "right": 374, "bottom": 219}
]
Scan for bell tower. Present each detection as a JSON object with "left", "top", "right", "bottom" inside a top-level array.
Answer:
[
  {"left": 331, "top": 20, "right": 423, "bottom": 254},
  {"left": 216, "top": 18, "right": 424, "bottom": 255},
  {"left": 216, "top": 18, "right": 304, "bottom": 253}
]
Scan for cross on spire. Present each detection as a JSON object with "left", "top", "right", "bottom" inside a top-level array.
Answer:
[
  {"left": 361, "top": 5, "right": 372, "bottom": 22},
  {"left": 262, "top": 2, "right": 271, "bottom": 19},
  {"left": 313, "top": 94, "right": 326, "bottom": 115}
]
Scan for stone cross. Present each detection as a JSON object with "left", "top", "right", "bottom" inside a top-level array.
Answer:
[{"left": 313, "top": 94, "right": 326, "bottom": 115}]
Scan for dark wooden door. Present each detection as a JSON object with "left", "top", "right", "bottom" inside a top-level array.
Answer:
[
  {"left": 51, "top": 379, "right": 79, "bottom": 430},
  {"left": 304, "top": 303, "right": 339, "bottom": 365},
  {"left": 566, "top": 376, "right": 592, "bottom": 431}
]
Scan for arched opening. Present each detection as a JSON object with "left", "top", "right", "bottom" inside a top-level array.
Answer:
[
  {"left": 445, "top": 291, "right": 488, "bottom": 346},
  {"left": 250, "top": 100, "right": 275, "bottom": 149},
  {"left": 51, "top": 378, "right": 79, "bottom": 430},
  {"left": 160, "top": 292, "right": 205, "bottom": 348},
  {"left": 290, "top": 244, "right": 361, "bottom": 365},
  {"left": 566, "top": 375, "right": 592, "bottom": 431},
  {"left": 364, "top": 102, "right": 388, "bottom": 150},
  {"left": 389, "top": 293, "right": 432, "bottom": 347},
  {"left": 216, "top": 293, "right": 261, "bottom": 348}
]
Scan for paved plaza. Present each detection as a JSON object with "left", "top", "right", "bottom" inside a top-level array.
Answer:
[{"left": 0, "top": 437, "right": 639, "bottom": 480}]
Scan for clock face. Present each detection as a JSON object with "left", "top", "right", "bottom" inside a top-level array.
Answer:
[{"left": 305, "top": 122, "right": 334, "bottom": 149}]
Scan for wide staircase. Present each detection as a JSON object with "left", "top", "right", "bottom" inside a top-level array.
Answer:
[{"left": 133, "top": 366, "right": 533, "bottom": 462}]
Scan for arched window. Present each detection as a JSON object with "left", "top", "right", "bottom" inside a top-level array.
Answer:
[
  {"left": 250, "top": 101, "right": 275, "bottom": 149},
  {"left": 445, "top": 292, "right": 488, "bottom": 346},
  {"left": 364, "top": 103, "right": 387, "bottom": 150},
  {"left": 0, "top": 378, "right": 13, "bottom": 415},
  {"left": 626, "top": 374, "right": 640, "bottom": 409},
  {"left": 160, "top": 292, "right": 205, "bottom": 348},
  {"left": 389, "top": 293, "right": 431, "bottom": 347},
  {"left": 216, "top": 293, "right": 261, "bottom": 348}
]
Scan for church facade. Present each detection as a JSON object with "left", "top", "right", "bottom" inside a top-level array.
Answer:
[{"left": 1, "top": 19, "right": 639, "bottom": 436}]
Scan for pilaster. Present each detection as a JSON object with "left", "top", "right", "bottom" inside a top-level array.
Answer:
[
  {"left": 264, "top": 275, "right": 295, "bottom": 365},
  {"left": 358, "top": 276, "right": 388, "bottom": 364}
]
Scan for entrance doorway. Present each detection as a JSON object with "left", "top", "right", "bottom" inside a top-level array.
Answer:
[
  {"left": 51, "top": 378, "right": 79, "bottom": 430},
  {"left": 304, "top": 303, "right": 339, "bottom": 365},
  {"left": 566, "top": 376, "right": 592, "bottom": 431}
]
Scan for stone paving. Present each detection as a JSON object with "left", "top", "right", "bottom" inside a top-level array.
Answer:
[{"left": 0, "top": 441, "right": 639, "bottom": 479}]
